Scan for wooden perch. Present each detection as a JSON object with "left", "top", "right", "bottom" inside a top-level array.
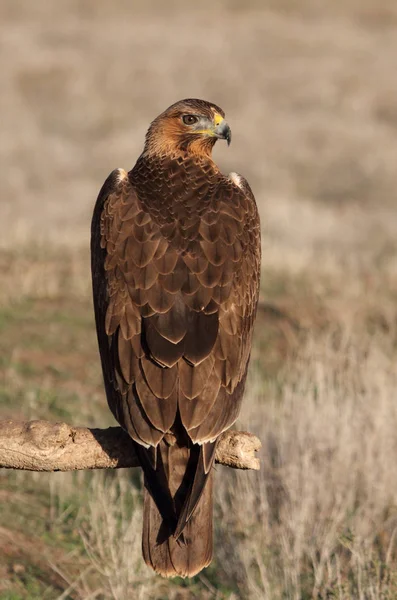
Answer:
[{"left": 0, "top": 420, "right": 261, "bottom": 472}]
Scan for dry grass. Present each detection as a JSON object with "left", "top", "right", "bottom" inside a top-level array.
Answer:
[
  {"left": 1, "top": 0, "right": 397, "bottom": 598},
  {"left": 220, "top": 329, "right": 397, "bottom": 599}
]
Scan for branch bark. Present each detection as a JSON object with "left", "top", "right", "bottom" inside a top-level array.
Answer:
[{"left": 0, "top": 420, "right": 261, "bottom": 472}]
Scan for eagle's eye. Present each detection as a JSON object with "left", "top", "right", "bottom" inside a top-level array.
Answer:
[{"left": 182, "top": 115, "right": 199, "bottom": 125}]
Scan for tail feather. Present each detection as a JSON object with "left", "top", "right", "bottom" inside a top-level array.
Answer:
[
  {"left": 142, "top": 467, "right": 213, "bottom": 578},
  {"left": 141, "top": 440, "right": 216, "bottom": 578},
  {"left": 174, "top": 441, "right": 217, "bottom": 538}
]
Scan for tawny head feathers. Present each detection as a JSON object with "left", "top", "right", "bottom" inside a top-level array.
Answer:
[{"left": 144, "top": 98, "right": 231, "bottom": 158}]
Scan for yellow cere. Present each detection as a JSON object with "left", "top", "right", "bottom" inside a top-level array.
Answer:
[{"left": 213, "top": 113, "right": 224, "bottom": 127}]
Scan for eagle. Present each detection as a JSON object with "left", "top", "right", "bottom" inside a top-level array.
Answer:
[{"left": 91, "top": 98, "right": 261, "bottom": 578}]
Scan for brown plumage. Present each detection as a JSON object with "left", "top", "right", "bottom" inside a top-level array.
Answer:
[{"left": 91, "top": 99, "right": 261, "bottom": 578}]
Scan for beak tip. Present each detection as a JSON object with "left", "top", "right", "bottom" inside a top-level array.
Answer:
[{"left": 221, "top": 124, "right": 232, "bottom": 146}]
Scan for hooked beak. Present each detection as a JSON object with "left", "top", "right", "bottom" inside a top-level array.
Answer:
[
  {"left": 194, "top": 112, "right": 232, "bottom": 146},
  {"left": 214, "top": 119, "right": 232, "bottom": 146}
]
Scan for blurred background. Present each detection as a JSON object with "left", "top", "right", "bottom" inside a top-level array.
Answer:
[{"left": 1, "top": 0, "right": 397, "bottom": 598}]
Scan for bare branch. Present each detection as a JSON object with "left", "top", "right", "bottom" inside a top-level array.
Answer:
[{"left": 0, "top": 420, "right": 261, "bottom": 472}]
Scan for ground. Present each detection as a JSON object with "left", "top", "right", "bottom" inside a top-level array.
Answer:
[{"left": 1, "top": 1, "right": 397, "bottom": 598}]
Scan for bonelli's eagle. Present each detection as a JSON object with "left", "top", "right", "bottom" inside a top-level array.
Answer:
[{"left": 91, "top": 99, "right": 261, "bottom": 578}]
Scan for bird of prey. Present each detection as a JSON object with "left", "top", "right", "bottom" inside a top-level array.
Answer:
[{"left": 91, "top": 98, "right": 261, "bottom": 578}]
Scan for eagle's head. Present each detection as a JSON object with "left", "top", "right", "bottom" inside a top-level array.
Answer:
[{"left": 144, "top": 98, "right": 231, "bottom": 158}]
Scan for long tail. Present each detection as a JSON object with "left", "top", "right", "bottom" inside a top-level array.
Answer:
[{"left": 140, "top": 441, "right": 215, "bottom": 578}]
